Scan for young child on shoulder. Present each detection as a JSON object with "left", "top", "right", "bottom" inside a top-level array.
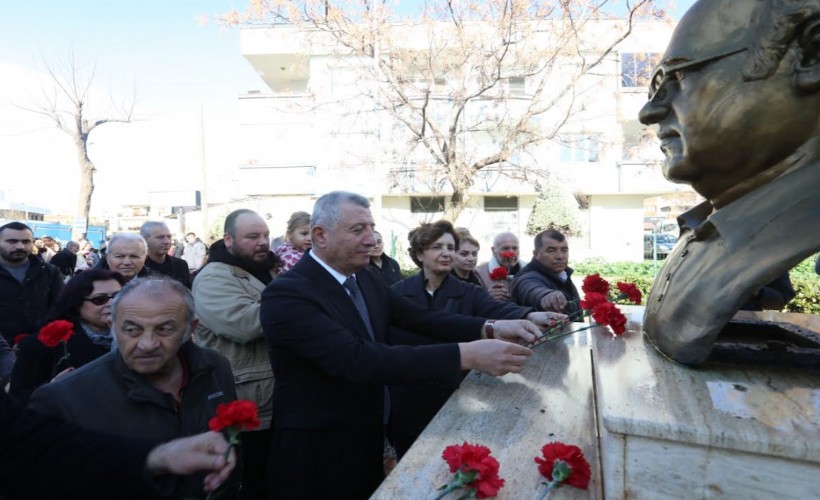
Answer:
[{"left": 273, "top": 211, "right": 311, "bottom": 275}]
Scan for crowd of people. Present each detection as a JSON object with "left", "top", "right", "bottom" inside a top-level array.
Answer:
[{"left": 0, "top": 184, "right": 811, "bottom": 499}]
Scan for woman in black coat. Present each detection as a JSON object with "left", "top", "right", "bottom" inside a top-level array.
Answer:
[
  {"left": 9, "top": 269, "right": 125, "bottom": 404},
  {"left": 388, "top": 220, "right": 565, "bottom": 458}
]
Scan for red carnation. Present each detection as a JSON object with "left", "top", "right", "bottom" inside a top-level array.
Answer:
[
  {"left": 208, "top": 400, "right": 261, "bottom": 433},
  {"left": 580, "top": 292, "right": 608, "bottom": 310},
  {"left": 534, "top": 441, "right": 591, "bottom": 490},
  {"left": 591, "top": 302, "right": 627, "bottom": 335},
  {"left": 438, "top": 442, "right": 505, "bottom": 499},
  {"left": 38, "top": 320, "right": 75, "bottom": 348},
  {"left": 13, "top": 334, "right": 29, "bottom": 346},
  {"left": 581, "top": 273, "right": 610, "bottom": 295},
  {"left": 499, "top": 251, "right": 516, "bottom": 261},
  {"left": 488, "top": 267, "right": 509, "bottom": 281},
  {"left": 616, "top": 282, "right": 642, "bottom": 305}
]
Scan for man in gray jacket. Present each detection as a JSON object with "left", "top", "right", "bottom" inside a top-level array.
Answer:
[{"left": 29, "top": 276, "right": 237, "bottom": 498}]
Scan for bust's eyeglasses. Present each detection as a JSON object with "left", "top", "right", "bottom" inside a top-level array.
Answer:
[
  {"left": 84, "top": 292, "right": 119, "bottom": 306},
  {"left": 648, "top": 47, "right": 747, "bottom": 101}
]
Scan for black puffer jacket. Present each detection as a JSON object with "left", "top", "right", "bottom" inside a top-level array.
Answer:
[{"left": 0, "top": 255, "right": 63, "bottom": 343}]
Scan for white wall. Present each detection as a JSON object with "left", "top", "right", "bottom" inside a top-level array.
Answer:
[{"left": 587, "top": 194, "right": 645, "bottom": 262}]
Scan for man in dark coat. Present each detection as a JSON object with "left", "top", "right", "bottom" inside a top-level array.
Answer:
[
  {"left": 260, "top": 191, "right": 540, "bottom": 500},
  {"left": 141, "top": 222, "right": 192, "bottom": 288},
  {"left": 1, "top": 388, "right": 236, "bottom": 499},
  {"left": 29, "top": 276, "right": 237, "bottom": 498},
  {"left": 511, "top": 229, "right": 581, "bottom": 317},
  {"left": 49, "top": 240, "right": 81, "bottom": 279},
  {"left": 0, "top": 222, "right": 63, "bottom": 344}
]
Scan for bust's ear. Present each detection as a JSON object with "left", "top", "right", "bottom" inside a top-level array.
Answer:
[{"left": 795, "top": 17, "right": 820, "bottom": 93}]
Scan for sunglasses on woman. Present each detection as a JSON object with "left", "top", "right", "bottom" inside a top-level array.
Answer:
[{"left": 83, "top": 292, "right": 119, "bottom": 306}]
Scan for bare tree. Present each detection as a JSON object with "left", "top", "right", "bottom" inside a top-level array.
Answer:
[
  {"left": 20, "top": 53, "right": 135, "bottom": 237},
  {"left": 230, "top": 0, "right": 670, "bottom": 220}
]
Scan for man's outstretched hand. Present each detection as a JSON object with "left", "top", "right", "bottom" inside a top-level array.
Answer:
[
  {"left": 459, "top": 339, "right": 533, "bottom": 376},
  {"left": 145, "top": 431, "right": 237, "bottom": 492}
]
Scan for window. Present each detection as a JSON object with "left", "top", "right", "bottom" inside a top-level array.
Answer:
[
  {"left": 507, "top": 77, "right": 525, "bottom": 96},
  {"left": 410, "top": 196, "right": 445, "bottom": 213},
  {"left": 484, "top": 196, "right": 518, "bottom": 212},
  {"left": 558, "top": 135, "right": 601, "bottom": 163},
  {"left": 620, "top": 52, "right": 661, "bottom": 89}
]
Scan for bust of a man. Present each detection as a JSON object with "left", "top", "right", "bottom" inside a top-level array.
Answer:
[{"left": 640, "top": 0, "right": 820, "bottom": 365}]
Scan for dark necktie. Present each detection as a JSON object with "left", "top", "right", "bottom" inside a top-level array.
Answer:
[
  {"left": 344, "top": 275, "right": 391, "bottom": 424},
  {"left": 343, "top": 276, "right": 374, "bottom": 340}
]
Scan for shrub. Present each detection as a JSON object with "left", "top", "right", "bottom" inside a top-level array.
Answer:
[{"left": 573, "top": 254, "right": 820, "bottom": 315}]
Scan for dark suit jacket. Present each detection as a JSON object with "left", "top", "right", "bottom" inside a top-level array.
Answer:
[
  {"left": 260, "top": 254, "right": 485, "bottom": 499},
  {"left": 387, "top": 271, "right": 532, "bottom": 456}
]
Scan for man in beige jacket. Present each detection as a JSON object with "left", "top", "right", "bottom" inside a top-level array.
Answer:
[{"left": 192, "top": 209, "right": 278, "bottom": 500}]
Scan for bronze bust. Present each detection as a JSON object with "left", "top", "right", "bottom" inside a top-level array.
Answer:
[{"left": 640, "top": 0, "right": 820, "bottom": 365}]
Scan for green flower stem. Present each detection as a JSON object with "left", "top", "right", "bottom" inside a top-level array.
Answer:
[
  {"left": 536, "top": 460, "right": 571, "bottom": 500},
  {"left": 433, "top": 469, "right": 476, "bottom": 500},
  {"left": 56, "top": 341, "right": 71, "bottom": 366},
  {"left": 204, "top": 430, "right": 239, "bottom": 500},
  {"left": 535, "top": 480, "right": 559, "bottom": 500},
  {"left": 531, "top": 324, "right": 596, "bottom": 348},
  {"left": 433, "top": 483, "right": 464, "bottom": 500}
]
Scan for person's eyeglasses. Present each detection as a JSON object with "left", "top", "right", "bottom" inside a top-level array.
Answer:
[
  {"left": 648, "top": 47, "right": 747, "bottom": 101},
  {"left": 84, "top": 292, "right": 119, "bottom": 306}
]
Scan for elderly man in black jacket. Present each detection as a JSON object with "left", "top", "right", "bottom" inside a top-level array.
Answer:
[
  {"left": 29, "top": 276, "right": 237, "bottom": 499},
  {"left": 1, "top": 388, "right": 236, "bottom": 499},
  {"left": 0, "top": 222, "right": 63, "bottom": 344}
]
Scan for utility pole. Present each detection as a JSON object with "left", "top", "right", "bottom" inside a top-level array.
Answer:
[{"left": 199, "top": 103, "right": 209, "bottom": 239}]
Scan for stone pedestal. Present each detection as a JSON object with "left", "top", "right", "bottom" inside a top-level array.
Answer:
[
  {"left": 371, "top": 328, "right": 601, "bottom": 499},
  {"left": 594, "top": 306, "right": 820, "bottom": 499},
  {"left": 373, "top": 306, "right": 820, "bottom": 499}
]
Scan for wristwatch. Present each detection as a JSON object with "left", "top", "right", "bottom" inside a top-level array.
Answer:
[{"left": 484, "top": 320, "right": 496, "bottom": 339}]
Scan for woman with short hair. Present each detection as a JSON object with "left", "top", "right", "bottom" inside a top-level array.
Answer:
[{"left": 388, "top": 220, "right": 564, "bottom": 458}]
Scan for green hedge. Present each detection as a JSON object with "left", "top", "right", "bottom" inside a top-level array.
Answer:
[{"left": 573, "top": 254, "right": 820, "bottom": 315}]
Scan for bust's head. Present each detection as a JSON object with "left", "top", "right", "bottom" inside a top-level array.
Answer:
[{"left": 639, "top": 0, "right": 820, "bottom": 205}]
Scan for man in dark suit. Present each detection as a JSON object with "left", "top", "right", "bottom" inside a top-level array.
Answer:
[{"left": 260, "top": 191, "right": 539, "bottom": 500}]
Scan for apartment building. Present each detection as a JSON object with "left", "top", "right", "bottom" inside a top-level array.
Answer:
[{"left": 234, "top": 17, "right": 688, "bottom": 264}]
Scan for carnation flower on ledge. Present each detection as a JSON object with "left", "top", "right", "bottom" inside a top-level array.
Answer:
[
  {"left": 590, "top": 302, "right": 627, "bottom": 336},
  {"left": 581, "top": 273, "right": 643, "bottom": 306},
  {"left": 534, "top": 442, "right": 591, "bottom": 499},
  {"left": 488, "top": 266, "right": 509, "bottom": 282},
  {"left": 581, "top": 273, "right": 610, "bottom": 295},
  {"left": 435, "top": 442, "right": 505, "bottom": 499},
  {"left": 37, "top": 319, "right": 75, "bottom": 365},
  {"left": 615, "top": 282, "right": 642, "bottom": 305}
]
